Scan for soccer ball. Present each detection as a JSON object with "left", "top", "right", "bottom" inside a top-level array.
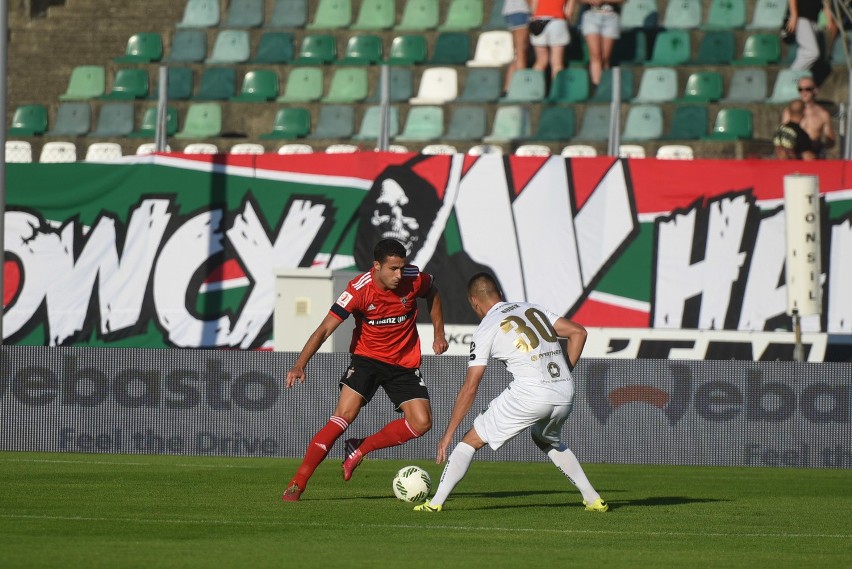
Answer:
[{"left": 392, "top": 465, "right": 432, "bottom": 502}]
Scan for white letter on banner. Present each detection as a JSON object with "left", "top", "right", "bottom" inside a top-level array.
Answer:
[
  {"left": 828, "top": 218, "right": 852, "bottom": 333},
  {"left": 738, "top": 210, "right": 786, "bottom": 330}
]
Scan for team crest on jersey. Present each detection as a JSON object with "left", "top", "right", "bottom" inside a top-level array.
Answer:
[
  {"left": 400, "top": 297, "right": 408, "bottom": 305},
  {"left": 337, "top": 291, "right": 353, "bottom": 307},
  {"left": 547, "top": 362, "right": 561, "bottom": 378}
]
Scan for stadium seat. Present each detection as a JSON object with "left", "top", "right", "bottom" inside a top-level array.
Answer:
[
  {"left": 308, "top": 104, "right": 355, "bottom": 139},
  {"left": 611, "top": 29, "right": 648, "bottom": 65},
  {"left": 277, "top": 67, "right": 323, "bottom": 103},
  {"left": 8, "top": 104, "right": 48, "bottom": 136},
  {"left": 177, "top": 0, "right": 220, "bottom": 28},
  {"left": 677, "top": 71, "right": 723, "bottom": 102},
  {"left": 456, "top": 67, "right": 502, "bottom": 102},
  {"left": 656, "top": 144, "right": 694, "bottom": 159},
  {"left": 338, "top": 34, "right": 383, "bottom": 65},
  {"left": 351, "top": 0, "right": 395, "bottom": 30},
  {"left": 352, "top": 106, "right": 400, "bottom": 140},
  {"left": 703, "top": 108, "right": 753, "bottom": 140},
  {"left": 515, "top": 144, "right": 551, "bottom": 156},
  {"left": 395, "top": 0, "right": 440, "bottom": 30},
  {"left": 620, "top": 0, "right": 658, "bottom": 29},
  {"left": 85, "top": 142, "right": 123, "bottom": 161},
  {"left": 322, "top": 67, "right": 369, "bottom": 103},
  {"left": 307, "top": 0, "right": 352, "bottom": 30},
  {"left": 646, "top": 30, "right": 691, "bottom": 66},
  {"left": 633, "top": 67, "right": 678, "bottom": 102},
  {"left": 229, "top": 143, "right": 265, "bottom": 154},
  {"left": 691, "top": 30, "right": 736, "bottom": 64},
  {"left": 421, "top": 143, "right": 458, "bottom": 154},
  {"left": 6, "top": 140, "right": 32, "bottom": 163},
  {"left": 662, "top": 0, "right": 701, "bottom": 28},
  {"left": 136, "top": 143, "right": 171, "bottom": 155},
  {"left": 167, "top": 30, "right": 207, "bottom": 63},
  {"left": 409, "top": 67, "right": 458, "bottom": 104},
  {"left": 547, "top": 67, "right": 590, "bottom": 103},
  {"left": 483, "top": 105, "right": 531, "bottom": 142},
  {"left": 114, "top": 33, "right": 163, "bottom": 63},
  {"left": 575, "top": 105, "right": 611, "bottom": 141},
  {"left": 622, "top": 104, "right": 663, "bottom": 141},
  {"left": 260, "top": 107, "right": 311, "bottom": 139},
  {"left": 326, "top": 143, "right": 359, "bottom": 153},
  {"left": 467, "top": 144, "right": 503, "bottom": 155},
  {"left": 703, "top": 0, "right": 746, "bottom": 29},
  {"left": 831, "top": 36, "right": 852, "bottom": 65},
  {"left": 396, "top": 106, "right": 444, "bottom": 141},
  {"left": 254, "top": 32, "right": 295, "bottom": 64},
  {"left": 590, "top": 67, "right": 634, "bottom": 102},
  {"left": 618, "top": 144, "right": 646, "bottom": 158},
  {"left": 129, "top": 106, "right": 178, "bottom": 138},
  {"left": 231, "top": 70, "right": 279, "bottom": 102},
  {"left": 46, "top": 102, "right": 91, "bottom": 136},
  {"left": 277, "top": 143, "right": 314, "bottom": 154},
  {"left": 101, "top": 68, "right": 149, "bottom": 100},
  {"left": 561, "top": 144, "right": 597, "bottom": 157},
  {"left": 500, "top": 69, "right": 546, "bottom": 103},
  {"left": 722, "top": 67, "right": 768, "bottom": 102},
  {"left": 429, "top": 33, "right": 471, "bottom": 65},
  {"left": 732, "top": 33, "right": 781, "bottom": 65},
  {"left": 467, "top": 31, "right": 514, "bottom": 67},
  {"left": 206, "top": 30, "right": 251, "bottom": 64},
  {"left": 444, "top": 105, "right": 487, "bottom": 140},
  {"left": 532, "top": 106, "right": 576, "bottom": 140},
  {"left": 293, "top": 34, "right": 338, "bottom": 65},
  {"left": 747, "top": 0, "right": 787, "bottom": 29},
  {"left": 175, "top": 103, "right": 222, "bottom": 139},
  {"left": 366, "top": 67, "right": 413, "bottom": 102},
  {"left": 767, "top": 69, "right": 812, "bottom": 103},
  {"left": 664, "top": 105, "right": 708, "bottom": 139},
  {"left": 153, "top": 66, "right": 193, "bottom": 101},
  {"left": 194, "top": 67, "right": 237, "bottom": 100},
  {"left": 90, "top": 102, "right": 134, "bottom": 137},
  {"left": 439, "top": 0, "right": 484, "bottom": 31},
  {"left": 59, "top": 65, "right": 105, "bottom": 100},
  {"left": 386, "top": 35, "right": 428, "bottom": 65},
  {"left": 39, "top": 141, "right": 77, "bottom": 163},
  {"left": 267, "top": 0, "right": 308, "bottom": 28},
  {"left": 484, "top": 0, "right": 505, "bottom": 29},
  {"left": 183, "top": 143, "right": 219, "bottom": 154},
  {"left": 222, "top": 0, "right": 264, "bottom": 28}
]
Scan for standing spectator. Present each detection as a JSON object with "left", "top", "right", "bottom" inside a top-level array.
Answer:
[
  {"left": 781, "top": 76, "right": 837, "bottom": 157},
  {"left": 774, "top": 100, "right": 817, "bottom": 160},
  {"left": 787, "top": 0, "right": 837, "bottom": 82},
  {"left": 530, "top": 0, "right": 578, "bottom": 79},
  {"left": 502, "top": 0, "right": 532, "bottom": 93},
  {"left": 580, "top": 0, "right": 624, "bottom": 86}
]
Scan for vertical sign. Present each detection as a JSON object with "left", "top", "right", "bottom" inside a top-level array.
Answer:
[{"left": 784, "top": 174, "right": 822, "bottom": 317}]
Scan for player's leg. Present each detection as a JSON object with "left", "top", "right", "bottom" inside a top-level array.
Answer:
[{"left": 416, "top": 427, "right": 486, "bottom": 511}]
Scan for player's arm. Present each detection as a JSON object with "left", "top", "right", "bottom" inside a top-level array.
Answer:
[
  {"left": 436, "top": 365, "right": 487, "bottom": 463},
  {"left": 285, "top": 313, "right": 344, "bottom": 388},
  {"left": 426, "top": 283, "right": 449, "bottom": 355},
  {"left": 554, "top": 317, "right": 588, "bottom": 369}
]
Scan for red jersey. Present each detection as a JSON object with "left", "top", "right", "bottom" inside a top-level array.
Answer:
[{"left": 329, "top": 264, "right": 433, "bottom": 369}]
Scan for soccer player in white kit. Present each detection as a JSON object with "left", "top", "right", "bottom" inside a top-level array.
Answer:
[{"left": 414, "top": 272, "right": 608, "bottom": 512}]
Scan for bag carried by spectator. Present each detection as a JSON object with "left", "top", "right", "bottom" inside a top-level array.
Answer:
[{"left": 529, "top": 18, "right": 548, "bottom": 36}]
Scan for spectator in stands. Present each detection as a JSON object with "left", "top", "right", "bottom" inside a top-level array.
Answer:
[
  {"left": 787, "top": 0, "right": 837, "bottom": 83},
  {"left": 579, "top": 0, "right": 623, "bottom": 86},
  {"left": 774, "top": 100, "right": 817, "bottom": 160},
  {"left": 502, "top": 1, "right": 532, "bottom": 93},
  {"left": 781, "top": 76, "right": 837, "bottom": 157},
  {"left": 530, "top": 0, "right": 578, "bottom": 79}
]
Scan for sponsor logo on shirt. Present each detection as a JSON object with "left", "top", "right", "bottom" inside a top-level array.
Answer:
[
  {"left": 364, "top": 311, "right": 413, "bottom": 326},
  {"left": 367, "top": 304, "right": 376, "bottom": 311},
  {"left": 336, "top": 291, "right": 353, "bottom": 308}
]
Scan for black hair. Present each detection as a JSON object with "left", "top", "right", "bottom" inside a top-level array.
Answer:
[{"left": 373, "top": 238, "right": 408, "bottom": 263}]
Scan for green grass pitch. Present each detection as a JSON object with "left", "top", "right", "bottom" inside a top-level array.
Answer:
[{"left": 1, "top": 452, "right": 850, "bottom": 568}]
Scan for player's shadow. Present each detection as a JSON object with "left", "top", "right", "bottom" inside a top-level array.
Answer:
[{"left": 615, "top": 496, "right": 727, "bottom": 508}]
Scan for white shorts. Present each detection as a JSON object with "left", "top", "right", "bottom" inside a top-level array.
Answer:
[
  {"left": 529, "top": 18, "right": 571, "bottom": 47},
  {"left": 581, "top": 10, "right": 621, "bottom": 39},
  {"left": 473, "top": 388, "right": 574, "bottom": 451}
]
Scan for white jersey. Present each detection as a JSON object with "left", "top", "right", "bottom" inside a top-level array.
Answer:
[{"left": 469, "top": 301, "right": 573, "bottom": 404}]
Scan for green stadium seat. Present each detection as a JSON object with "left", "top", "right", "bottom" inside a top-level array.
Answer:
[
  {"left": 101, "top": 68, "right": 149, "bottom": 100},
  {"left": 194, "top": 67, "right": 236, "bottom": 100},
  {"left": 612, "top": 30, "right": 648, "bottom": 65},
  {"left": 260, "top": 107, "right": 311, "bottom": 139},
  {"left": 396, "top": 106, "right": 444, "bottom": 141},
  {"left": 114, "top": 33, "right": 163, "bottom": 63},
  {"left": 547, "top": 67, "right": 590, "bottom": 103},
  {"left": 429, "top": 32, "right": 471, "bottom": 65},
  {"left": 351, "top": 0, "right": 396, "bottom": 30},
  {"left": 691, "top": 30, "right": 736, "bottom": 64},
  {"left": 484, "top": 105, "right": 531, "bottom": 142},
  {"left": 633, "top": 67, "right": 678, "bottom": 102},
  {"left": 352, "top": 106, "right": 400, "bottom": 141},
  {"left": 386, "top": 35, "right": 427, "bottom": 65},
  {"left": 90, "top": 102, "right": 134, "bottom": 137},
  {"left": 732, "top": 33, "right": 781, "bottom": 65},
  {"left": 366, "top": 67, "right": 413, "bottom": 102},
  {"left": 152, "top": 67, "right": 193, "bottom": 101},
  {"left": 532, "top": 106, "right": 576, "bottom": 141},
  {"left": 206, "top": 30, "right": 251, "bottom": 64},
  {"left": 445, "top": 105, "right": 486, "bottom": 140},
  {"left": 747, "top": 0, "right": 786, "bottom": 29},
  {"left": 664, "top": 105, "right": 708, "bottom": 140},
  {"left": 223, "top": 0, "right": 264, "bottom": 28},
  {"left": 254, "top": 32, "right": 295, "bottom": 64},
  {"left": 703, "top": 108, "right": 752, "bottom": 140},
  {"left": 322, "top": 67, "right": 369, "bottom": 103},
  {"left": 47, "top": 102, "right": 91, "bottom": 136},
  {"left": 293, "top": 34, "right": 338, "bottom": 65},
  {"left": 177, "top": 0, "right": 220, "bottom": 28},
  {"left": 439, "top": 0, "right": 484, "bottom": 31},
  {"left": 457, "top": 67, "right": 502, "bottom": 102},
  {"left": 167, "top": 30, "right": 207, "bottom": 63},
  {"left": 395, "top": 0, "right": 439, "bottom": 31},
  {"left": 129, "top": 106, "right": 178, "bottom": 138},
  {"left": 703, "top": 0, "right": 746, "bottom": 29},
  {"left": 646, "top": 29, "right": 691, "bottom": 66},
  {"left": 59, "top": 65, "right": 105, "bottom": 100},
  {"left": 831, "top": 36, "right": 852, "bottom": 65},
  {"left": 8, "top": 104, "right": 48, "bottom": 136},
  {"left": 231, "top": 70, "right": 279, "bottom": 102},
  {"left": 306, "top": 0, "right": 352, "bottom": 30},
  {"left": 175, "top": 103, "right": 222, "bottom": 139},
  {"left": 662, "top": 0, "right": 701, "bottom": 28},
  {"left": 767, "top": 69, "right": 812, "bottom": 103},
  {"left": 338, "top": 34, "right": 383, "bottom": 65},
  {"left": 308, "top": 104, "right": 355, "bottom": 139},
  {"left": 622, "top": 104, "right": 663, "bottom": 141},
  {"left": 677, "top": 71, "right": 723, "bottom": 102},
  {"left": 267, "top": 0, "right": 308, "bottom": 28},
  {"left": 620, "top": 0, "right": 658, "bottom": 29},
  {"left": 500, "top": 68, "right": 546, "bottom": 103},
  {"left": 722, "top": 67, "right": 767, "bottom": 102},
  {"left": 277, "top": 67, "right": 324, "bottom": 102},
  {"left": 484, "top": 0, "right": 506, "bottom": 30},
  {"left": 590, "top": 67, "right": 634, "bottom": 102},
  {"left": 575, "top": 105, "right": 611, "bottom": 141}
]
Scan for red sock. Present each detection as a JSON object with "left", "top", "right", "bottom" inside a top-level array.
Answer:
[
  {"left": 358, "top": 419, "right": 421, "bottom": 456},
  {"left": 290, "top": 416, "right": 348, "bottom": 490}
]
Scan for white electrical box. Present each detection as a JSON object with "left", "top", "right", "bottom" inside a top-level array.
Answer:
[{"left": 273, "top": 268, "right": 360, "bottom": 352}]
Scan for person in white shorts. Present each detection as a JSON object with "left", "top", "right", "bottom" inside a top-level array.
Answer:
[
  {"left": 580, "top": 0, "right": 623, "bottom": 86},
  {"left": 529, "top": 0, "right": 577, "bottom": 79},
  {"left": 414, "top": 272, "right": 608, "bottom": 513}
]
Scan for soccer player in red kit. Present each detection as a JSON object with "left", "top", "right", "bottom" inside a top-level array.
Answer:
[{"left": 282, "top": 238, "right": 449, "bottom": 501}]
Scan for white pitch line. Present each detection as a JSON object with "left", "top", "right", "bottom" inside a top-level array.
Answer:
[{"left": 0, "top": 458, "right": 255, "bottom": 469}]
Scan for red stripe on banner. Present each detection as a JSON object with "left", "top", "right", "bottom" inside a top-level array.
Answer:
[
  {"left": 203, "top": 259, "right": 246, "bottom": 284},
  {"left": 254, "top": 151, "right": 412, "bottom": 180},
  {"left": 569, "top": 156, "right": 620, "bottom": 210},
  {"left": 3, "top": 259, "right": 22, "bottom": 308},
  {"left": 411, "top": 155, "right": 452, "bottom": 200},
  {"left": 572, "top": 297, "right": 650, "bottom": 328},
  {"left": 509, "top": 156, "right": 549, "bottom": 197},
  {"left": 163, "top": 153, "right": 257, "bottom": 168}
]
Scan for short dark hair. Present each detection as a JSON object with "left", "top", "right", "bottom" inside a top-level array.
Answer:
[
  {"left": 467, "top": 272, "right": 502, "bottom": 299},
  {"left": 373, "top": 238, "right": 408, "bottom": 263}
]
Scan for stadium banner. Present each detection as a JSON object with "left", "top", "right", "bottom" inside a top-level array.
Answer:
[
  {"left": 4, "top": 155, "right": 852, "bottom": 358},
  {"left": 1, "top": 347, "right": 849, "bottom": 468}
]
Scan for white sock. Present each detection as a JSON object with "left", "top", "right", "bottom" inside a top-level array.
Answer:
[
  {"left": 430, "top": 442, "right": 476, "bottom": 506},
  {"left": 547, "top": 445, "right": 600, "bottom": 503}
]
